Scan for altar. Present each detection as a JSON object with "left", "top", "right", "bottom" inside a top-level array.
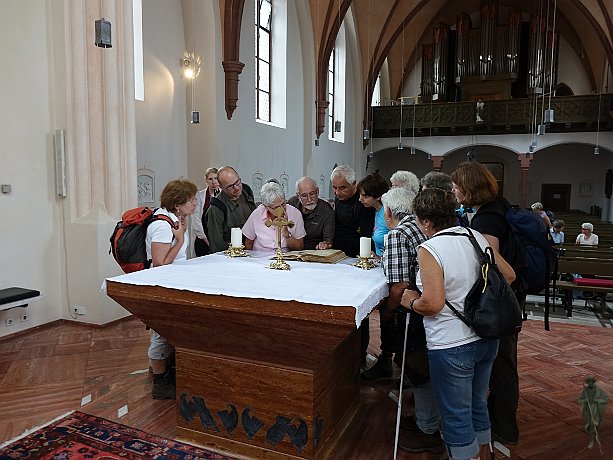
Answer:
[{"left": 105, "top": 252, "right": 388, "bottom": 459}]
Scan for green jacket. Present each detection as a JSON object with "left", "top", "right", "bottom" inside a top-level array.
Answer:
[{"left": 206, "top": 184, "right": 256, "bottom": 253}]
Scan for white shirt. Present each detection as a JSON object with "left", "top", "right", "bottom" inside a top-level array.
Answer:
[
  {"left": 576, "top": 232, "right": 598, "bottom": 246},
  {"left": 145, "top": 208, "right": 188, "bottom": 265},
  {"left": 416, "top": 226, "right": 487, "bottom": 350}
]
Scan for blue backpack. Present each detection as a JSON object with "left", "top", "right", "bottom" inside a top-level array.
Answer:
[{"left": 505, "top": 208, "right": 555, "bottom": 295}]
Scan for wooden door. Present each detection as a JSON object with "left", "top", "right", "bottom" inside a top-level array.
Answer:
[{"left": 541, "top": 184, "right": 571, "bottom": 211}]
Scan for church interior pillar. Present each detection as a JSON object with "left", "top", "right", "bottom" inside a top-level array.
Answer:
[{"left": 517, "top": 153, "right": 533, "bottom": 208}]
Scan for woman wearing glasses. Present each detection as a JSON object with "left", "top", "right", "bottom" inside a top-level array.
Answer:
[
  {"left": 242, "top": 181, "right": 306, "bottom": 252},
  {"left": 576, "top": 222, "right": 599, "bottom": 246}
]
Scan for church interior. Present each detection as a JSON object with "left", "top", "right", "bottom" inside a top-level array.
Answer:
[{"left": 1, "top": 0, "right": 613, "bottom": 459}]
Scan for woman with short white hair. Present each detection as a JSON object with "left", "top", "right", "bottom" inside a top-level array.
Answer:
[
  {"left": 242, "top": 181, "right": 306, "bottom": 251},
  {"left": 576, "top": 222, "right": 599, "bottom": 246},
  {"left": 390, "top": 170, "right": 420, "bottom": 194}
]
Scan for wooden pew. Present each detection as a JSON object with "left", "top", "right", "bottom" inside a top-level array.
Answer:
[{"left": 553, "top": 257, "right": 613, "bottom": 316}]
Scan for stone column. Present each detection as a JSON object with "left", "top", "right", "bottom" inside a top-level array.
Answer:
[
  {"left": 61, "top": 0, "right": 137, "bottom": 324},
  {"left": 517, "top": 153, "right": 533, "bottom": 208},
  {"left": 431, "top": 156, "right": 444, "bottom": 172}
]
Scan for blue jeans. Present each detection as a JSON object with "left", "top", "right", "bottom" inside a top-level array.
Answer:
[
  {"left": 411, "top": 379, "right": 441, "bottom": 434},
  {"left": 428, "top": 339, "right": 499, "bottom": 460}
]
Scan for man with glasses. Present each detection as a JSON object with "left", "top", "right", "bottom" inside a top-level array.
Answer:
[
  {"left": 206, "top": 166, "right": 256, "bottom": 253},
  {"left": 288, "top": 177, "right": 335, "bottom": 250}
]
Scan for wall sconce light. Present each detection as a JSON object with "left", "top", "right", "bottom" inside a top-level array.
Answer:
[
  {"left": 95, "top": 18, "right": 112, "bottom": 48},
  {"left": 181, "top": 52, "right": 201, "bottom": 79}
]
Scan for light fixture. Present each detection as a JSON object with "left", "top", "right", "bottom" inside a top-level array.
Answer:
[
  {"left": 537, "top": 124, "right": 546, "bottom": 135},
  {"left": 363, "top": 128, "right": 370, "bottom": 140},
  {"left": 410, "top": 146, "right": 416, "bottom": 155},
  {"left": 334, "top": 120, "right": 342, "bottom": 132},
  {"left": 181, "top": 53, "right": 201, "bottom": 80},
  {"left": 594, "top": 146, "right": 600, "bottom": 155},
  {"left": 95, "top": 18, "right": 112, "bottom": 48}
]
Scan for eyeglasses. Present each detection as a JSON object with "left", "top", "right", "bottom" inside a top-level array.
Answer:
[
  {"left": 298, "top": 191, "right": 318, "bottom": 200},
  {"left": 222, "top": 178, "right": 242, "bottom": 191}
]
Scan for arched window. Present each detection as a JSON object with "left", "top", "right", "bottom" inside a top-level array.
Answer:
[
  {"left": 255, "top": 0, "right": 272, "bottom": 122},
  {"left": 328, "top": 22, "right": 346, "bottom": 142}
]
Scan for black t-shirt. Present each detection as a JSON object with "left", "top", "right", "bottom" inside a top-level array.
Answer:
[{"left": 333, "top": 192, "right": 375, "bottom": 257}]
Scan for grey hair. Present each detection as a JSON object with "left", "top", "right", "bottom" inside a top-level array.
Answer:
[
  {"left": 330, "top": 165, "right": 356, "bottom": 184},
  {"left": 381, "top": 187, "right": 416, "bottom": 220},
  {"left": 260, "top": 181, "right": 286, "bottom": 206},
  {"left": 420, "top": 171, "right": 453, "bottom": 193},
  {"left": 295, "top": 176, "right": 317, "bottom": 193},
  {"left": 531, "top": 202, "right": 543, "bottom": 211},
  {"left": 390, "top": 170, "right": 420, "bottom": 194},
  {"left": 581, "top": 222, "right": 594, "bottom": 231}
]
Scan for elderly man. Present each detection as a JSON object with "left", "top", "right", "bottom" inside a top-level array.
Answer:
[
  {"left": 419, "top": 171, "right": 453, "bottom": 193},
  {"left": 206, "top": 166, "right": 257, "bottom": 253},
  {"left": 378, "top": 187, "right": 443, "bottom": 454},
  {"left": 331, "top": 165, "right": 375, "bottom": 257},
  {"left": 287, "top": 177, "right": 335, "bottom": 250}
]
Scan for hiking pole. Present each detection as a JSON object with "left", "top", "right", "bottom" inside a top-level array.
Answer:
[{"left": 393, "top": 310, "right": 411, "bottom": 460}]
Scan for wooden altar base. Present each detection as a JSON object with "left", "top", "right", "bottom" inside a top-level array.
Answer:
[{"left": 106, "top": 281, "right": 364, "bottom": 460}]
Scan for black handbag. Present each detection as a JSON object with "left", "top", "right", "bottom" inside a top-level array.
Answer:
[{"left": 435, "top": 228, "right": 523, "bottom": 339}]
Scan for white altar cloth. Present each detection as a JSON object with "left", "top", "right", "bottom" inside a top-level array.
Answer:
[{"left": 105, "top": 252, "right": 388, "bottom": 326}]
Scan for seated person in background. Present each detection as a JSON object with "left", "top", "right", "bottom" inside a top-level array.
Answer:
[
  {"left": 242, "top": 181, "right": 306, "bottom": 251},
  {"left": 146, "top": 178, "right": 198, "bottom": 400},
  {"left": 390, "top": 170, "right": 420, "bottom": 194},
  {"left": 357, "top": 172, "right": 390, "bottom": 257},
  {"left": 531, "top": 202, "right": 552, "bottom": 229},
  {"left": 550, "top": 219, "right": 565, "bottom": 244},
  {"left": 576, "top": 222, "right": 599, "bottom": 246},
  {"left": 288, "top": 177, "right": 335, "bottom": 250}
]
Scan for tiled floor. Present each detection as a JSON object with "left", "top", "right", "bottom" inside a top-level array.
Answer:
[{"left": 1, "top": 312, "right": 612, "bottom": 459}]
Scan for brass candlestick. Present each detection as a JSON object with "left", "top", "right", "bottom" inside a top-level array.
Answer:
[
  {"left": 226, "top": 244, "right": 248, "bottom": 257},
  {"left": 353, "top": 256, "right": 375, "bottom": 270},
  {"left": 265, "top": 206, "right": 293, "bottom": 270}
]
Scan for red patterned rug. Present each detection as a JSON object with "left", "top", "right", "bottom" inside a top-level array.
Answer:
[{"left": 0, "top": 411, "right": 236, "bottom": 459}]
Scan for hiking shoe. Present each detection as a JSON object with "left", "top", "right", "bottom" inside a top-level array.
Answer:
[
  {"left": 398, "top": 429, "right": 445, "bottom": 454},
  {"left": 152, "top": 372, "right": 176, "bottom": 400},
  {"left": 361, "top": 355, "right": 393, "bottom": 380}
]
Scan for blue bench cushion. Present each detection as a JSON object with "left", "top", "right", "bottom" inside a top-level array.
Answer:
[{"left": 0, "top": 287, "right": 40, "bottom": 305}]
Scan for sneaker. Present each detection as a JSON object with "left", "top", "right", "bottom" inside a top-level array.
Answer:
[
  {"left": 152, "top": 372, "right": 176, "bottom": 400},
  {"left": 361, "top": 355, "right": 393, "bottom": 380},
  {"left": 398, "top": 428, "right": 445, "bottom": 454}
]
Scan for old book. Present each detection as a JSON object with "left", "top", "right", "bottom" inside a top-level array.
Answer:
[{"left": 281, "top": 249, "right": 347, "bottom": 264}]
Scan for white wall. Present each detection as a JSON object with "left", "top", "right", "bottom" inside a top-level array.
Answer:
[
  {"left": 557, "top": 35, "right": 592, "bottom": 95},
  {"left": 136, "top": 0, "right": 188, "bottom": 204},
  {"left": 0, "top": 0, "right": 64, "bottom": 336}
]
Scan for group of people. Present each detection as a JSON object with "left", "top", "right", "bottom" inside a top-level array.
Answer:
[
  {"left": 143, "top": 161, "right": 543, "bottom": 460},
  {"left": 531, "top": 201, "right": 599, "bottom": 246}
]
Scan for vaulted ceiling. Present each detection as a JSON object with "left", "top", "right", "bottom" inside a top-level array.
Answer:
[{"left": 220, "top": 1, "right": 613, "bottom": 136}]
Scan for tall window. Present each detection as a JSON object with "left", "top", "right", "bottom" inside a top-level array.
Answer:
[
  {"left": 255, "top": 0, "right": 272, "bottom": 122},
  {"left": 328, "top": 47, "right": 336, "bottom": 138}
]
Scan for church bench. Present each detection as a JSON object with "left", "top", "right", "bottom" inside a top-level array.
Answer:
[
  {"left": 552, "top": 259, "right": 613, "bottom": 316},
  {"left": 0, "top": 287, "right": 41, "bottom": 311}
]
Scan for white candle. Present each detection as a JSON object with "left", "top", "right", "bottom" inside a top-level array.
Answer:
[
  {"left": 359, "top": 237, "right": 371, "bottom": 258},
  {"left": 231, "top": 228, "right": 242, "bottom": 248}
]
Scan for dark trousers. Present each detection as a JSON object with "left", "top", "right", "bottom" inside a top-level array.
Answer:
[
  {"left": 194, "top": 238, "right": 210, "bottom": 257},
  {"left": 380, "top": 310, "right": 406, "bottom": 364},
  {"left": 359, "top": 317, "right": 370, "bottom": 364},
  {"left": 487, "top": 332, "right": 520, "bottom": 442}
]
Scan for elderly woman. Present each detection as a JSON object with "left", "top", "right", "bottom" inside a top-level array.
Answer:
[
  {"left": 146, "top": 178, "right": 198, "bottom": 400},
  {"left": 357, "top": 172, "right": 390, "bottom": 256},
  {"left": 531, "top": 202, "right": 552, "bottom": 229},
  {"left": 390, "top": 170, "right": 420, "bottom": 194},
  {"left": 576, "top": 222, "right": 599, "bottom": 246},
  {"left": 401, "top": 188, "right": 515, "bottom": 460},
  {"left": 192, "top": 167, "right": 221, "bottom": 256},
  {"left": 242, "top": 181, "right": 306, "bottom": 251}
]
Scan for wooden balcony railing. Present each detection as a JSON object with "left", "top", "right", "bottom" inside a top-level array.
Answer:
[{"left": 371, "top": 94, "right": 613, "bottom": 138}]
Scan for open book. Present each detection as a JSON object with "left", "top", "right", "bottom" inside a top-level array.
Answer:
[{"left": 281, "top": 249, "right": 348, "bottom": 264}]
